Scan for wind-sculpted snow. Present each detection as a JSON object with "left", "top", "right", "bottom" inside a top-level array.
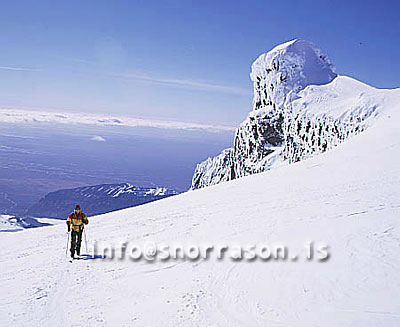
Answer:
[
  {"left": 251, "top": 39, "right": 337, "bottom": 110},
  {"left": 191, "top": 39, "right": 389, "bottom": 189}
]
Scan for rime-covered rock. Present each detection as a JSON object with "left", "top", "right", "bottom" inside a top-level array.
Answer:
[
  {"left": 283, "top": 75, "right": 382, "bottom": 163},
  {"left": 250, "top": 39, "right": 337, "bottom": 111},
  {"left": 191, "top": 149, "right": 234, "bottom": 189},
  {"left": 191, "top": 39, "right": 388, "bottom": 189}
]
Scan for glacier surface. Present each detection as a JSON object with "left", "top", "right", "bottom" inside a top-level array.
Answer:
[{"left": 1, "top": 90, "right": 399, "bottom": 325}]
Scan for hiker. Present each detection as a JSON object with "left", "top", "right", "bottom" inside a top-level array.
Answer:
[{"left": 67, "top": 204, "right": 89, "bottom": 259}]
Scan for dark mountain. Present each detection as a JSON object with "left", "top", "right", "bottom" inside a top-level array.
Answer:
[{"left": 26, "top": 183, "right": 179, "bottom": 218}]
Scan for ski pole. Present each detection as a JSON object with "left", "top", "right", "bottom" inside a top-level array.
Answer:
[
  {"left": 65, "top": 232, "right": 70, "bottom": 257},
  {"left": 83, "top": 228, "right": 88, "bottom": 253}
]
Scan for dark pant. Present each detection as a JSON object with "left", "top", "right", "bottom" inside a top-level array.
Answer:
[{"left": 70, "top": 229, "right": 83, "bottom": 257}]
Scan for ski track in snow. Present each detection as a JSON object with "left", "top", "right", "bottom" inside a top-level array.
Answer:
[{"left": 1, "top": 94, "right": 400, "bottom": 325}]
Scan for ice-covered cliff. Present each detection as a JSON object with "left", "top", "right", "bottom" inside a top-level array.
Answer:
[{"left": 191, "top": 39, "right": 387, "bottom": 189}]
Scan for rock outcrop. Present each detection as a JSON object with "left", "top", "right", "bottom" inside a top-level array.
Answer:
[{"left": 191, "top": 39, "right": 382, "bottom": 189}]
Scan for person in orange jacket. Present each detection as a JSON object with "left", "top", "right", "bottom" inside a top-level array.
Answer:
[{"left": 67, "top": 204, "right": 88, "bottom": 259}]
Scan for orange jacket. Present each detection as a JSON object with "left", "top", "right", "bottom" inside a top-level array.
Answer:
[{"left": 67, "top": 211, "right": 89, "bottom": 232}]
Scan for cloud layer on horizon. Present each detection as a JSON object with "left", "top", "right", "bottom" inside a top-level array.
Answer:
[{"left": 0, "top": 109, "right": 235, "bottom": 133}]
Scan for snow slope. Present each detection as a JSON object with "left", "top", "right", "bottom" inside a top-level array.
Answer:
[{"left": 1, "top": 93, "right": 399, "bottom": 326}]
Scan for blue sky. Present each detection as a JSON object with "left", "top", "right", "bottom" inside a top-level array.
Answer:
[{"left": 0, "top": 0, "right": 398, "bottom": 126}]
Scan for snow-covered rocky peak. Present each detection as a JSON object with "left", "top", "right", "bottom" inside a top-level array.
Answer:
[
  {"left": 191, "top": 39, "right": 398, "bottom": 190},
  {"left": 251, "top": 39, "right": 337, "bottom": 110}
]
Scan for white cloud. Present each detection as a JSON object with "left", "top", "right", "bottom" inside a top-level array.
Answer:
[
  {"left": 91, "top": 135, "right": 106, "bottom": 142},
  {"left": 0, "top": 66, "right": 41, "bottom": 72},
  {"left": 0, "top": 109, "right": 235, "bottom": 133}
]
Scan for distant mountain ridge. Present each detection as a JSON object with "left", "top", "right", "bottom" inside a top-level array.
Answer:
[{"left": 26, "top": 183, "right": 179, "bottom": 218}]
